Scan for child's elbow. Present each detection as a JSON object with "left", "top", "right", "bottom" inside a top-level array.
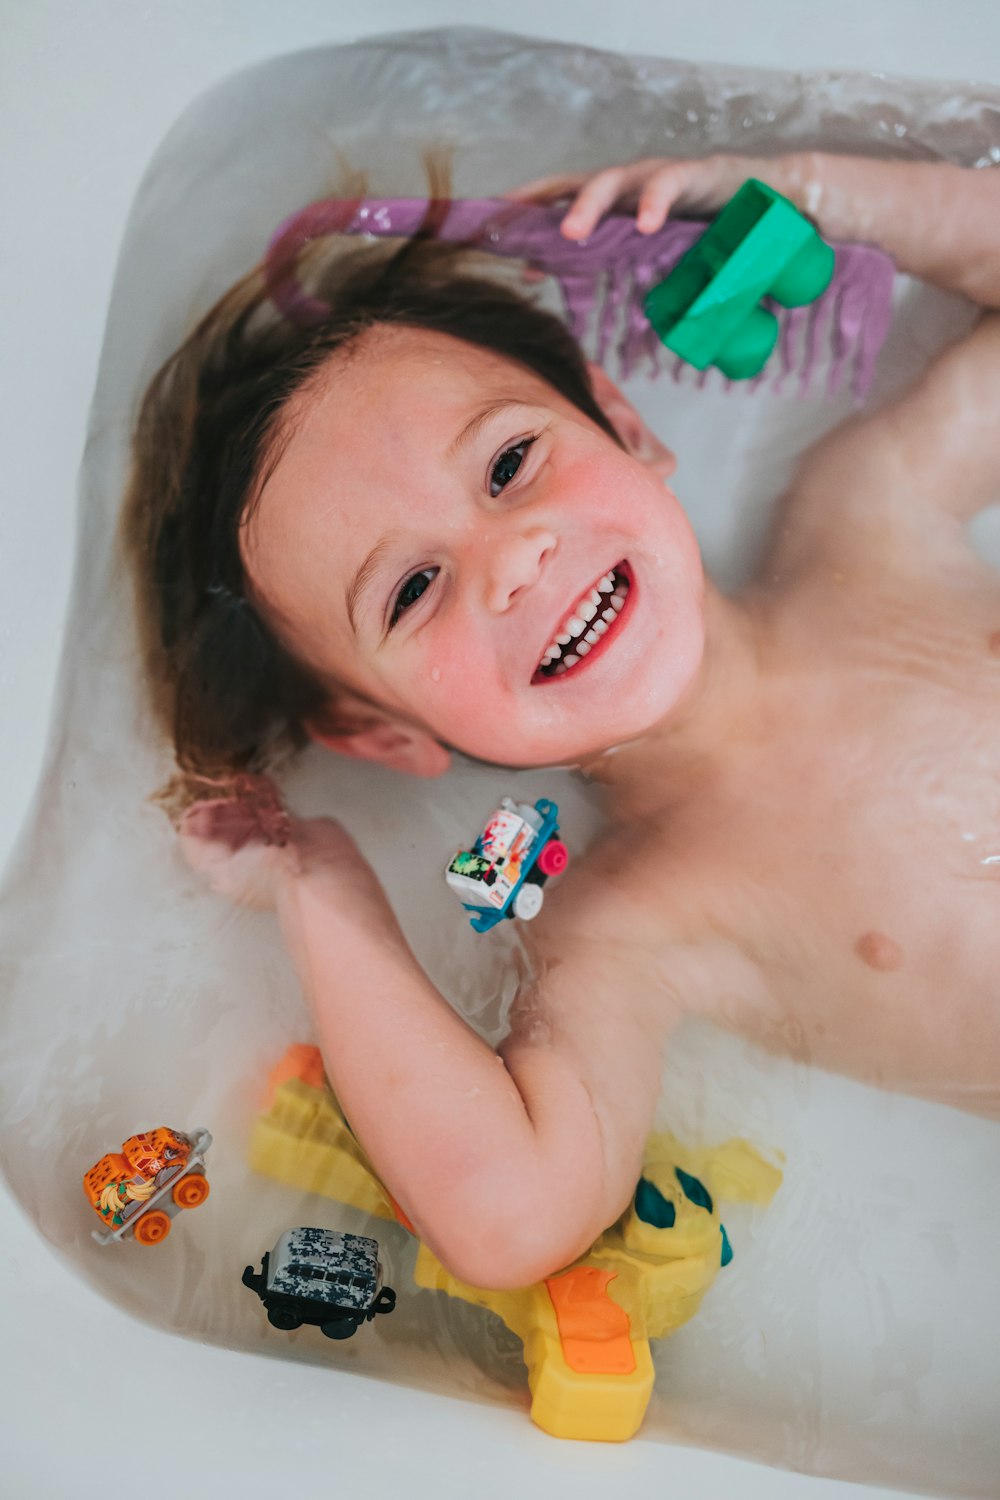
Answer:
[
  {"left": 434, "top": 1228, "right": 577, "bottom": 1292},
  {"left": 422, "top": 1188, "right": 605, "bottom": 1291}
]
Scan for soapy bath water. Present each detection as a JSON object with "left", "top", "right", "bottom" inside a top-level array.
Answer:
[{"left": 1, "top": 29, "right": 998, "bottom": 1495}]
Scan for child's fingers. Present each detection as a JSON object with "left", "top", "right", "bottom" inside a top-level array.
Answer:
[
  {"left": 559, "top": 167, "right": 634, "bottom": 239},
  {"left": 634, "top": 163, "right": 697, "bottom": 234},
  {"left": 559, "top": 159, "right": 690, "bottom": 239},
  {"left": 506, "top": 157, "right": 730, "bottom": 240},
  {"left": 178, "top": 798, "right": 290, "bottom": 908},
  {"left": 506, "top": 164, "right": 654, "bottom": 237},
  {"left": 502, "top": 172, "right": 590, "bottom": 202},
  {"left": 179, "top": 798, "right": 248, "bottom": 848},
  {"left": 178, "top": 792, "right": 290, "bottom": 852}
]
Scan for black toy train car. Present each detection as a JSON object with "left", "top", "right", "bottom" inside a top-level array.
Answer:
[{"left": 243, "top": 1226, "right": 396, "bottom": 1339}]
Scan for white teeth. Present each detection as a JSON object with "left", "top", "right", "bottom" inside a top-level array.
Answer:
[{"left": 536, "top": 567, "right": 630, "bottom": 675}]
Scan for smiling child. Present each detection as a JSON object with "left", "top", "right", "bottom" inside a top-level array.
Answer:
[{"left": 125, "top": 151, "right": 1000, "bottom": 1288}]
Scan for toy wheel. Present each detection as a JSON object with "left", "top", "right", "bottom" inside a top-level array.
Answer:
[
  {"left": 536, "top": 839, "right": 568, "bottom": 877},
  {"left": 321, "top": 1317, "right": 357, "bottom": 1340},
  {"left": 267, "top": 1306, "right": 302, "bottom": 1331},
  {"left": 133, "top": 1210, "right": 171, "bottom": 1246},
  {"left": 513, "top": 883, "right": 544, "bottom": 921},
  {"left": 172, "top": 1172, "right": 210, "bottom": 1209}
]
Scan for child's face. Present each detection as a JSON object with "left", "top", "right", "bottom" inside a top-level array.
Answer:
[{"left": 241, "top": 326, "right": 705, "bottom": 770}]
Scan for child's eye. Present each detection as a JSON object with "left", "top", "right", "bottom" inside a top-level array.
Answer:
[
  {"left": 490, "top": 437, "right": 536, "bottom": 498},
  {"left": 389, "top": 567, "right": 438, "bottom": 628}
]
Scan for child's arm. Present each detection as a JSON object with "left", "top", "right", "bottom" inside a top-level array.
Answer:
[
  {"left": 512, "top": 153, "right": 1000, "bottom": 307},
  {"left": 514, "top": 154, "right": 1000, "bottom": 544},
  {"left": 181, "top": 793, "right": 667, "bottom": 1289},
  {"left": 765, "top": 157, "right": 1000, "bottom": 542}
]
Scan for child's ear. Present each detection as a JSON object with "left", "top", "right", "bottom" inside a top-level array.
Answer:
[
  {"left": 586, "top": 361, "right": 676, "bottom": 479},
  {"left": 306, "top": 703, "right": 452, "bottom": 778}
]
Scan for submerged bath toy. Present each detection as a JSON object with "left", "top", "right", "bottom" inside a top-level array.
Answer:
[
  {"left": 247, "top": 1045, "right": 782, "bottom": 1442},
  {"left": 243, "top": 1226, "right": 396, "bottom": 1339},
  {"left": 643, "top": 177, "right": 836, "bottom": 378},
  {"left": 446, "top": 796, "right": 568, "bottom": 931},
  {"left": 83, "top": 1126, "right": 211, "bottom": 1246},
  {"left": 265, "top": 193, "right": 894, "bottom": 398}
]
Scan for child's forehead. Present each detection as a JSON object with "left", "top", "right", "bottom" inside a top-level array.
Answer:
[{"left": 305, "top": 324, "right": 555, "bottom": 425}]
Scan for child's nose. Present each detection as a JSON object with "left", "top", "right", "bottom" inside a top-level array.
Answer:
[{"left": 482, "top": 527, "right": 558, "bottom": 613}]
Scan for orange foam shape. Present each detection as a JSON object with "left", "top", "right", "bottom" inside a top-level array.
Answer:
[
  {"left": 544, "top": 1266, "right": 636, "bottom": 1375},
  {"left": 262, "top": 1043, "right": 327, "bottom": 1107}
]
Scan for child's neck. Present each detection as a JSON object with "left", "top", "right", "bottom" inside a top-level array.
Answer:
[{"left": 577, "top": 583, "right": 764, "bottom": 818}]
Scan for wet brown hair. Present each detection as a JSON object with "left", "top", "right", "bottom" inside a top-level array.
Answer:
[{"left": 121, "top": 189, "right": 622, "bottom": 780}]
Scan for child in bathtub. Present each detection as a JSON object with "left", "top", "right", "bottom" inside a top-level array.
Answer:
[{"left": 129, "top": 150, "right": 1000, "bottom": 1290}]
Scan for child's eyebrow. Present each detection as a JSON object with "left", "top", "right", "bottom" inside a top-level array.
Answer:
[
  {"left": 448, "top": 398, "right": 533, "bottom": 459},
  {"left": 346, "top": 531, "right": 400, "bottom": 636}
]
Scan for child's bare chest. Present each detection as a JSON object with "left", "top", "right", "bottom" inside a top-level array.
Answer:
[{"left": 630, "top": 573, "right": 1000, "bottom": 1106}]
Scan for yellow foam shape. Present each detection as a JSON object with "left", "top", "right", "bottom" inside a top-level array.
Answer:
[
  {"left": 412, "top": 1244, "right": 655, "bottom": 1441},
  {"left": 249, "top": 1076, "right": 396, "bottom": 1221},
  {"left": 645, "top": 1132, "right": 784, "bottom": 1207},
  {"left": 248, "top": 1046, "right": 782, "bottom": 1442}
]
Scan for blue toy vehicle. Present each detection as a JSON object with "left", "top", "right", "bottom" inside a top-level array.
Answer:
[{"left": 445, "top": 797, "right": 569, "bottom": 932}]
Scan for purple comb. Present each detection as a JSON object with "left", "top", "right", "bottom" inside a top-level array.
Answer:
[{"left": 265, "top": 197, "right": 895, "bottom": 401}]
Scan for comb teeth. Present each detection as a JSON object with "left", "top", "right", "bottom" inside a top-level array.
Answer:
[{"left": 265, "top": 197, "right": 895, "bottom": 402}]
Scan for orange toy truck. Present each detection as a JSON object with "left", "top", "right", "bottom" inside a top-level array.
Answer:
[{"left": 83, "top": 1126, "right": 212, "bottom": 1245}]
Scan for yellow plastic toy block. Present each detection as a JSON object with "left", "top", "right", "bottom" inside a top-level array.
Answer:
[{"left": 249, "top": 1045, "right": 781, "bottom": 1442}]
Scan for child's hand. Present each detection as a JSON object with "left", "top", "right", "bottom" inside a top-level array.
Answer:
[
  {"left": 178, "top": 774, "right": 294, "bottom": 909},
  {"left": 507, "top": 154, "right": 764, "bottom": 241},
  {"left": 177, "top": 775, "right": 368, "bottom": 909},
  {"left": 178, "top": 773, "right": 401, "bottom": 949},
  {"left": 512, "top": 155, "right": 1000, "bottom": 313}
]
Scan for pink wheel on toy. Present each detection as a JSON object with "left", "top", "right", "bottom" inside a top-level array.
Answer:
[{"left": 536, "top": 839, "right": 568, "bottom": 877}]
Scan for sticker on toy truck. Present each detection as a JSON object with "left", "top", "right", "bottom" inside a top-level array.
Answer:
[
  {"left": 446, "top": 805, "right": 536, "bottom": 910},
  {"left": 446, "top": 797, "right": 568, "bottom": 932}
]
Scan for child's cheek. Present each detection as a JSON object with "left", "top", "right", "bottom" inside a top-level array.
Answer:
[{"left": 408, "top": 628, "right": 495, "bottom": 734}]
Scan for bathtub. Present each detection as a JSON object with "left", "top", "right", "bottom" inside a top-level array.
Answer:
[{"left": 3, "top": 4, "right": 999, "bottom": 1497}]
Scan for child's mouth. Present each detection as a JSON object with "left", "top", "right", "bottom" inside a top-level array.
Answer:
[{"left": 532, "top": 562, "right": 633, "bottom": 682}]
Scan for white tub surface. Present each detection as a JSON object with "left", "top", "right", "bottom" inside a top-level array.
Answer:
[{"left": 3, "top": 3, "right": 999, "bottom": 1497}]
